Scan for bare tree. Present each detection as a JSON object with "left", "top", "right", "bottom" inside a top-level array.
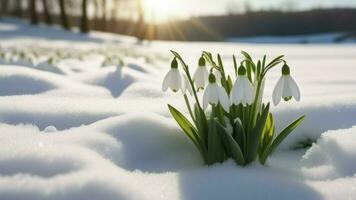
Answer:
[
  {"left": 0, "top": 0, "right": 9, "bottom": 18},
  {"left": 14, "top": 0, "right": 23, "bottom": 17},
  {"left": 59, "top": 0, "right": 70, "bottom": 30},
  {"left": 29, "top": 0, "right": 39, "bottom": 24},
  {"left": 42, "top": 0, "right": 52, "bottom": 24},
  {"left": 101, "top": 0, "right": 107, "bottom": 30},
  {"left": 80, "top": 0, "right": 89, "bottom": 33},
  {"left": 136, "top": 0, "right": 145, "bottom": 40}
]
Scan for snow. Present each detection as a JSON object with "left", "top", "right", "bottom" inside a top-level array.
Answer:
[{"left": 1, "top": 17, "right": 356, "bottom": 199}]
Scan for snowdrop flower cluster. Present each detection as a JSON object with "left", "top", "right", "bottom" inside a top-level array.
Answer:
[{"left": 163, "top": 50, "right": 305, "bottom": 166}]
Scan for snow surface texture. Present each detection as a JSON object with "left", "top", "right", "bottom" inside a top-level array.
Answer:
[{"left": 1, "top": 18, "right": 356, "bottom": 200}]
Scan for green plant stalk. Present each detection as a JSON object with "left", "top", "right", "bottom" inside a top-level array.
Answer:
[{"left": 183, "top": 94, "right": 195, "bottom": 123}]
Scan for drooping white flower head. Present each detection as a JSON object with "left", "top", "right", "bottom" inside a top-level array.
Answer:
[
  {"left": 162, "top": 58, "right": 191, "bottom": 94},
  {"left": 202, "top": 73, "right": 230, "bottom": 112},
  {"left": 193, "top": 56, "right": 209, "bottom": 91},
  {"left": 230, "top": 66, "right": 255, "bottom": 105},
  {"left": 212, "top": 68, "right": 222, "bottom": 85},
  {"left": 272, "top": 64, "right": 301, "bottom": 106}
]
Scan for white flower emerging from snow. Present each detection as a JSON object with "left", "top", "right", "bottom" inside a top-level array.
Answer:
[
  {"left": 162, "top": 58, "right": 190, "bottom": 94},
  {"left": 193, "top": 57, "right": 209, "bottom": 91},
  {"left": 272, "top": 64, "right": 301, "bottom": 106},
  {"left": 230, "top": 66, "right": 255, "bottom": 105},
  {"left": 203, "top": 73, "right": 230, "bottom": 112}
]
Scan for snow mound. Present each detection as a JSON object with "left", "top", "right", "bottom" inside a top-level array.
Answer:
[
  {"left": 302, "top": 126, "right": 356, "bottom": 180},
  {"left": 0, "top": 66, "right": 57, "bottom": 95}
]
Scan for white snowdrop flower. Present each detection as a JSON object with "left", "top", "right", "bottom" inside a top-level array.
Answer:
[
  {"left": 230, "top": 66, "right": 255, "bottom": 105},
  {"left": 212, "top": 68, "right": 222, "bottom": 85},
  {"left": 162, "top": 58, "right": 190, "bottom": 94},
  {"left": 272, "top": 64, "right": 301, "bottom": 106},
  {"left": 193, "top": 57, "right": 209, "bottom": 91},
  {"left": 203, "top": 73, "right": 230, "bottom": 112}
]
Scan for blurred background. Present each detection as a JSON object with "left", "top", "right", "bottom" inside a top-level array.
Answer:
[{"left": 1, "top": 0, "right": 356, "bottom": 43}]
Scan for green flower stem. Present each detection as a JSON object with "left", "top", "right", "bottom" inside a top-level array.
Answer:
[
  {"left": 184, "top": 94, "right": 196, "bottom": 123},
  {"left": 173, "top": 54, "right": 203, "bottom": 112}
]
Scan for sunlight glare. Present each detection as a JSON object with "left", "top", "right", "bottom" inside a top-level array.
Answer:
[{"left": 143, "top": 0, "right": 177, "bottom": 23}]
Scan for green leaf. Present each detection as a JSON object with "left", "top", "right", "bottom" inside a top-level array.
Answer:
[
  {"left": 267, "top": 55, "right": 284, "bottom": 68},
  {"left": 207, "top": 117, "right": 225, "bottom": 164},
  {"left": 246, "top": 103, "right": 270, "bottom": 163},
  {"left": 241, "top": 51, "right": 252, "bottom": 60},
  {"left": 215, "top": 119, "right": 245, "bottom": 165},
  {"left": 194, "top": 103, "right": 208, "bottom": 147},
  {"left": 234, "top": 118, "right": 246, "bottom": 155},
  {"left": 260, "top": 115, "right": 305, "bottom": 165},
  {"left": 233, "top": 55, "right": 238, "bottom": 76},
  {"left": 168, "top": 104, "right": 204, "bottom": 155},
  {"left": 258, "top": 113, "right": 275, "bottom": 156}
]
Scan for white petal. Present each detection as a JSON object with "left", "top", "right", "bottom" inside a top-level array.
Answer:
[
  {"left": 202, "top": 84, "right": 211, "bottom": 110},
  {"left": 162, "top": 70, "right": 172, "bottom": 91},
  {"left": 282, "top": 76, "right": 293, "bottom": 98},
  {"left": 287, "top": 76, "right": 301, "bottom": 101},
  {"left": 213, "top": 69, "right": 222, "bottom": 85},
  {"left": 243, "top": 77, "right": 255, "bottom": 105},
  {"left": 169, "top": 69, "right": 181, "bottom": 92},
  {"left": 218, "top": 86, "right": 230, "bottom": 112},
  {"left": 194, "top": 67, "right": 207, "bottom": 89},
  {"left": 272, "top": 76, "right": 284, "bottom": 106},
  {"left": 209, "top": 83, "right": 219, "bottom": 105},
  {"left": 230, "top": 77, "right": 244, "bottom": 105}
]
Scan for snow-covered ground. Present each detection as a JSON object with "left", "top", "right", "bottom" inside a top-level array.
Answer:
[{"left": 0, "top": 18, "right": 356, "bottom": 200}]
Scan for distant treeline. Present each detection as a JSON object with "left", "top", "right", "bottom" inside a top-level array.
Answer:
[
  {"left": 154, "top": 8, "right": 356, "bottom": 41},
  {"left": 2, "top": 3, "right": 356, "bottom": 41}
]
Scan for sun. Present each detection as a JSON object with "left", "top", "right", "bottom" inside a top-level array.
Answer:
[{"left": 142, "top": 0, "right": 175, "bottom": 23}]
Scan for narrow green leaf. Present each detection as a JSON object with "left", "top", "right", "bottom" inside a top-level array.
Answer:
[
  {"left": 233, "top": 55, "right": 238, "bottom": 77},
  {"left": 194, "top": 103, "right": 208, "bottom": 147},
  {"left": 267, "top": 55, "right": 284, "bottom": 67},
  {"left": 241, "top": 51, "right": 252, "bottom": 60},
  {"left": 215, "top": 119, "right": 245, "bottom": 165},
  {"left": 234, "top": 118, "right": 246, "bottom": 155},
  {"left": 207, "top": 117, "right": 225, "bottom": 164},
  {"left": 168, "top": 104, "right": 204, "bottom": 153},
  {"left": 246, "top": 103, "right": 270, "bottom": 163},
  {"left": 260, "top": 115, "right": 305, "bottom": 165},
  {"left": 258, "top": 113, "right": 275, "bottom": 156}
]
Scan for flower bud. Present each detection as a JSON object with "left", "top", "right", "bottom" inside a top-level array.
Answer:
[
  {"left": 198, "top": 56, "right": 205, "bottom": 67},
  {"left": 238, "top": 65, "right": 246, "bottom": 75},
  {"left": 171, "top": 58, "right": 178, "bottom": 69},
  {"left": 282, "top": 64, "right": 290, "bottom": 75},
  {"left": 208, "top": 73, "right": 216, "bottom": 83}
]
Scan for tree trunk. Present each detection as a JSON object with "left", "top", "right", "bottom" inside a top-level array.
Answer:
[
  {"left": 42, "top": 0, "right": 52, "bottom": 24},
  {"left": 0, "top": 0, "right": 8, "bottom": 18},
  {"left": 15, "top": 0, "right": 23, "bottom": 17},
  {"left": 136, "top": 0, "right": 146, "bottom": 40},
  {"left": 30, "top": 0, "right": 39, "bottom": 25},
  {"left": 101, "top": 0, "right": 107, "bottom": 31},
  {"left": 59, "top": 0, "right": 70, "bottom": 30},
  {"left": 80, "top": 0, "right": 89, "bottom": 33}
]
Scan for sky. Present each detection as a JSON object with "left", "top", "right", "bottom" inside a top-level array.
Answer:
[{"left": 149, "top": 0, "right": 356, "bottom": 20}]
